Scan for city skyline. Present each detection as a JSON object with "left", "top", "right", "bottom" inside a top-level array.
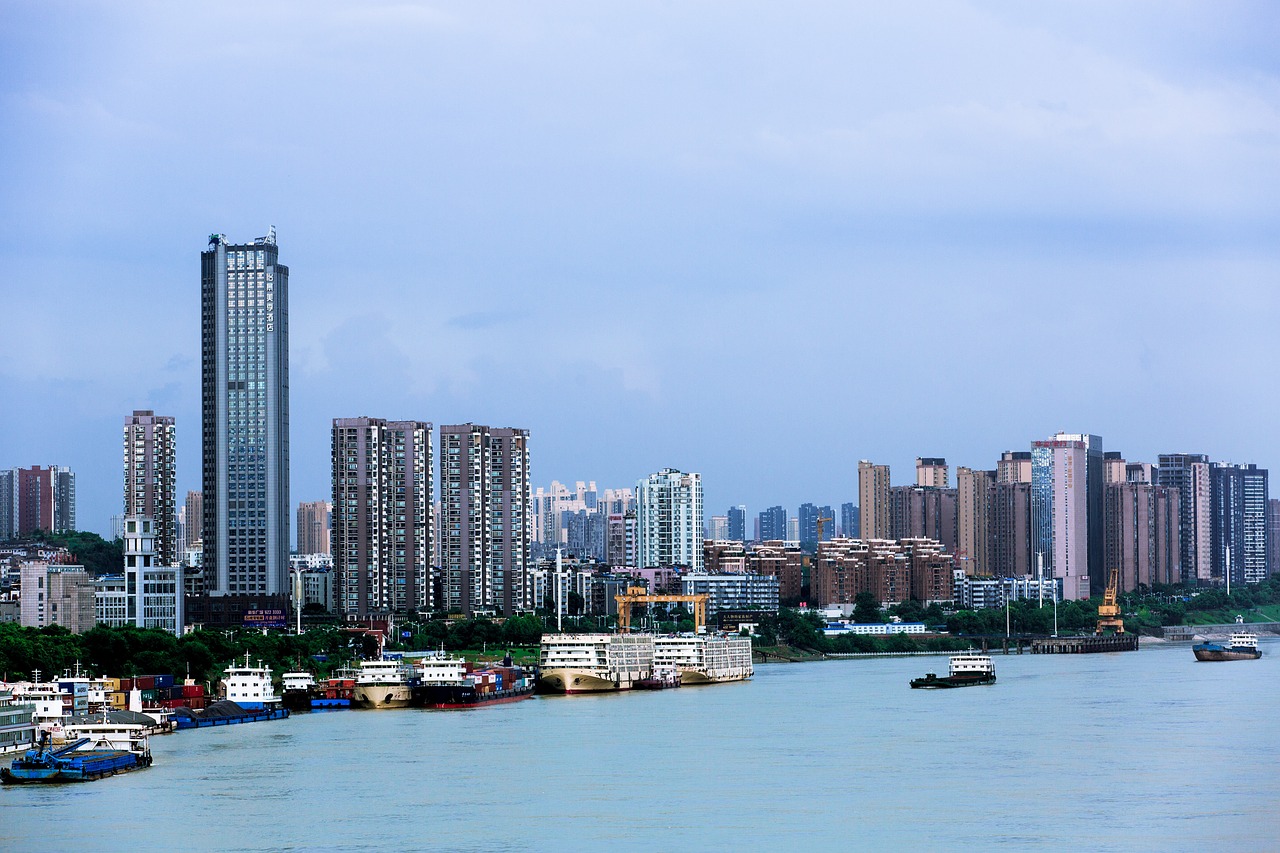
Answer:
[{"left": 3, "top": 4, "right": 1278, "bottom": 535}]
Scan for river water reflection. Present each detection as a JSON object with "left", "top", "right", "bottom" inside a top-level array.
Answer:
[{"left": 4, "top": 640, "right": 1277, "bottom": 851}]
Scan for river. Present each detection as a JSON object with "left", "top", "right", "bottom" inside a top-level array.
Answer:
[{"left": 4, "top": 640, "right": 1277, "bottom": 852}]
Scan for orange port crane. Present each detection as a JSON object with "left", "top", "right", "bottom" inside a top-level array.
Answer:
[
  {"left": 615, "top": 586, "right": 708, "bottom": 634},
  {"left": 1095, "top": 567, "right": 1125, "bottom": 635}
]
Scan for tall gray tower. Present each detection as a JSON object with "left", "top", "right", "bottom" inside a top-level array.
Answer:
[{"left": 201, "top": 230, "right": 290, "bottom": 597}]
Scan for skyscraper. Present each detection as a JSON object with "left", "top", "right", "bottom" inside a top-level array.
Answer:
[
  {"left": 956, "top": 467, "right": 995, "bottom": 576},
  {"left": 1209, "top": 462, "right": 1269, "bottom": 586},
  {"left": 858, "top": 461, "right": 891, "bottom": 540},
  {"left": 440, "top": 424, "right": 531, "bottom": 616},
  {"left": 756, "top": 505, "right": 787, "bottom": 542},
  {"left": 798, "top": 502, "right": 821, "bottom": 548},
  {"left": 297, "top": 500, "right": 332, "bottom": 555},
  {"left": 201, "top": 230, "right": 290, "bottom": 597},
  {"left": 1156, "top": 453, "right": 1212, "bottom": 584},
  {"left": 124, "top": 410, "right": 177, "bottom": 566},
  {"left": 997, "top": 451, "right": 1032, "bottom": 485},
  {"left": 332, "top": 418, "right": 433, "bottom": 616},
  {"left": 839, "top": 502, "right": 858, "bottom": 539},
  {"left": 636, "top": 468, "right": 704, "bottom": 571},
  {"left": 916, "top": 457, "right": 949, "bottom": 488},
  {"left": 182, "top": 490, "right": 203, "bottom": 555},
  {"left": 1031, "top": 433, "right": 1103, "bottom": 600},
  {"left": 727, "top": 505, "right": 747, "bottom": 543}
]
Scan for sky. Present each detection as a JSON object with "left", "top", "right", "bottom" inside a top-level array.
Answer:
[{"left": 1, "top": 1, "right": 1278, "bottom": 536}]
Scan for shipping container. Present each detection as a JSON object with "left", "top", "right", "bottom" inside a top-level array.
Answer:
[
  {"left": 136, "top": 676, "right": 155, "bottom": 690},
  {"left": 141, "top": 689, "right": 157, "bottom": 701},
  {"left": 119, "top": 678, "right": 134, "bottom": 692},
  {"left": 103, "top": 678, "right": 120, "bottom": 692},
  {"left": 182, "top": 684, "right": 204, "bottom": 698},
  {"left": 154, "top": 674, "right": 175, "bottom": 688}
]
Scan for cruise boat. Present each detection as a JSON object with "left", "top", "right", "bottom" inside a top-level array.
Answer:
[
  {"left": 910, "top": 655, "right": 996, "bottom": 689},
  {"left": 352, "top": 659, "right": 416, "bottom": 709},
  {"left": 653, "top": 635, "right": 754, "bottom": 685},
  {"left": 222, "top": 655, "right": 281, "bottom": 710},
  {"left": 538, "top": 634, "right": 655, "bottom": 694}
]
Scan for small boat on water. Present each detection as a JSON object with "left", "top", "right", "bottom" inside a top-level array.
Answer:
[
  {"left": 635, "top": 664, "right": 682, "bottom": 690},
  {"left": 1, "top": 730, "right": 152, "bottom": 784},
  {"left": 1193, "top": 628, "right": 1262, "bottom": 662},
  {"left": 910, "top": 655, "right": 997, "bottom": 689}
]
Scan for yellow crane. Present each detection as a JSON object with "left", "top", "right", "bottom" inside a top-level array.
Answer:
[
  {"left": 615, "top": 586, "right": 708, "bottom": 634},
  {"left": 816, "top": 517, "right": 833, "bottom": 543},
  {"left": 1095, "top": 568, "right": 1125, "bottom": 635}
]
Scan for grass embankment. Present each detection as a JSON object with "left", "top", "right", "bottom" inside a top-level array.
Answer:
[
  {"left": 751, "top": 645, "right": 826, "bottom": 663},
  {"left": 1182, "top": 604, "right": 1280, "bottom": 626},
  {"left": 450, "top": 647, "right": 540, "bottom": 666}
]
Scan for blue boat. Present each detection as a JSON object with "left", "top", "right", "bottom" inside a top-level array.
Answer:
[
  {"left": 1, "top": 733, "right": 152, "bottom": 784},
  {"left": 174, "top": 701, "right": 289, "bottom": 729}
]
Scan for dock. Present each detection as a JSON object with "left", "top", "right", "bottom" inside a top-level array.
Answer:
[{"left": 1030, "top": 635, "right": 1139, "bottom": 654}]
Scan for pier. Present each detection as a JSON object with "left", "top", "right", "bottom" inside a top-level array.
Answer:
[{"left": 1030, "top": 635, "right": 1139, "bottom": 654}]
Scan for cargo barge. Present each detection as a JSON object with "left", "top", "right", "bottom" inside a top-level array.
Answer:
[
  {"left": 174, "top": 700, "right": 289, "bottom": 729},
  {"left": 1193, "top": 631, "right": 1262, "bottom": 662},
  {"left": 411, "top": 655, "right": 535, "bottom": 709},
  {"left": 911, "top": 655, "right": 996, "bottom": 689},
  {"left": 1, "top": 731, "right": 152, "bottom": 784}
]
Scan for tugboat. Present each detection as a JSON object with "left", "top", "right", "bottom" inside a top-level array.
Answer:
[
  {"left": 910, "top": 655, "right": 997, "bottom": 689},
  {"left": 1193, "top": 618, "right": 1263, "bottom": 661},
  {"left": 1, "top": 730, "right": 152, "bottom": 784}
]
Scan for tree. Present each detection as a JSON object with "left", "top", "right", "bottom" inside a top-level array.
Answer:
[{"left": 853, "top": 592, "right": 883, "bottom": 625}]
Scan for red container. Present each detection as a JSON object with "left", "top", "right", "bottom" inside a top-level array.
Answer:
[
  {"left": 119, "top": 678, "right": 134, "bottom": 691},
  {"left": 136, "top": 676, "right": 155, "bottom": 690},
  {"left": 182, "top": 684, "right": 204, "bottom": 698}
]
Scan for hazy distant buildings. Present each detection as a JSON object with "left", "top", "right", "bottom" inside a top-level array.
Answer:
[
  {"left": 858, "top": 461, "right": 891, "bottom": 540},
  {"left": 890, "top": 486, "right": 958, "bottom": 555},
  {"left": 606, "top": 511, "right": 636, "bottom": 568},
  {"left": 1031, "top": 433, "right": 1103, "bottom": 600},
  {"left": 707, "top": 515, "right": 730, "bottom": 542},
  {"left": 123, "top": 410, "right": 176, "bottom": 566},
  {"left": 727, "top": 505, "right": 746, "bottom": 543},
  {"left": 1269, "top": 499, "right": 1280, "bottom": 583},
  {"left": 332, "top": 418, "right": 433, "bottom": 617},
  {"left": 440, "top": 424, "right": 531, "bottom": 616},
  {"left": 636, "top": 468, "right": 703, "bottom": 571},
  {"left": 0, "top": 466, "right": 76, "bottom": 541},
  {"left": 201, "top": 231, "right": 290, "bottom": 597},
  {"left": 182, "top": 490, "right": 203, "bottom": 556},
  {"left": 756, "top": 505, "right": 786, "bottom": 542},
  {"left": 1156, "top": 453, "right": 1212, "bottom": 584},
  {"left": 1103, "top": 475, "right": 1181, "bottom": 591},
  {"left": 296, "top": 500, "right": 332, "bottom": 555},
  {"left": 839, "top": 502, "right": 858, "bottom": 539}
]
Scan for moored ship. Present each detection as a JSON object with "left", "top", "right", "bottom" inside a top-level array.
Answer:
[
  {"left": 910, "top": 655, "right": 997, "bottom": 689},
  {"left": 653, "top": 634, "right": 753, "bottom": 685},
  {"left": 281, "top": 671, "right": 316, "bottom": 712},
  {"left": 2, "top": 730, "right": 152, "bottom": 784},
  {"left": 635, "top": 664, "right": 682, "bottom": 690},
  {"left": 538, "top": 634, "right": 655, "bottom": 694},
  {"left": 222, "top": 655, "right": 282, "bottom": 710},
  {"left": 352, "top": 659, "right": 416, "bottom": 709},
  {"left": 1193, "top": 631, "right": 1262, "bottom": 662},
  {"left": 412, "top": 656, "right": 535, "bottom": 709}
]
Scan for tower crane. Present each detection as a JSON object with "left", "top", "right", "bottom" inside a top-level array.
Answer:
[{"left": 615, "top": 587, "right": 708, "bottom": 634}]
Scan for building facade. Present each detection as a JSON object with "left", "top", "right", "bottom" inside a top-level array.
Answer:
[
  {"left": 636, "top": 468, "right": 704, "bottom": 571},
  {"left": 123, "top": 410, "right": 177, "bottom": 566},
  {"left": 680, "top": 573, "right": 779, "bottom": 616},
  {"left": 756, "top": 505, "right": 786, "bottom": 542},
  {"left": 858, "top": 461, "right": 891, "bottom": 540},
  {"left": 332, "top": 418, "right": 433, "bottom": 617},
  {"left": 956, "top": 467, "right": 995, "bottom": 576},
  {"left": 95, "top": 516, "right": 184, "bottom": 635},
  {"left": 201, "top": 231, "right": 290, "bottom": 597},
  {"left": 1031, "top": 433, "right": 1103, "bottom": 600},
  {"left": 727, "top": 505, "right": 746, "bottom": 543},
  {"left": 916, "top": 457, "right": 949, "bottom": 488},
  {"left": 296, "top": 500, "right": 332, "bottom": 555},
  {"left": 1209, "top": 463, "right": 1270, "bottom": 586},
  {"left": 1156, "top": 453, "right": 1212, "bottom": 584},
  {"left": 20, "top": 561, "right": 94, "bottom": 632},
  {"left": 0, "top": 466, "right": 76, "bottom": 541},
  {"left": 182, "top": 490, "right": 203, "bottom": 555},
  {"left": 1103, "top": 482, "right": 1181, "bottom": 591},
  {"left": 440, "top": 424, "right": 531, "bottom": 616}
]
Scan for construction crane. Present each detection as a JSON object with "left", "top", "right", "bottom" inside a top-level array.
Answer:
[
  {"left": 1095, "top": 568, "right": 1125, "bottom": 635},
  {"left": 614, "top": 586, "right": 708, "bottom": 634},
  {"left": 815, "top": 517, "right": 833, "bottom": 544}
]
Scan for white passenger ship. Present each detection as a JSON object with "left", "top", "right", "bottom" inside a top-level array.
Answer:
[
  {"left": 538, "top": 634, "right": 655, "bottom": 694},
  {"left": 223, "top": 655, "right": 281, "bottom": 710},
  {"left": 653, "top": 635, "right": 754, "bottom": 685},
  {"left": 352, "top": 659, "right": 415, "bottom": 709}
]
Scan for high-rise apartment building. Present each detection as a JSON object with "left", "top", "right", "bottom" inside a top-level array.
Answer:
[
  {"left": 756, "top": 506, "right": 787, "bottom": 542},
  {"left": 992, "top": 482, "right": 1033, "bottom": 578},
  {"left": 916, "top": 457, "right": 949, "bottom": 488},
  {"left": 1031, "top": 433, "right": 1103, "bottom": 600},
  {"left": 636, "top": 468, "right": 703, "bottom": 571},
  {"left": 0, "top": 466, "right": 76, "bottom": 540},
  {"left": 124, "top": 410, "right": 176, "bottom": 566},
  {"left": 997, "top": 451, "right": 1032, "bottom": 485},
  {"left": 182, "top": 490, "right": 203, "bottom": 554},
  {"left": 440, "top": 424, "right": 531, "bottom": 616},
  {"left": 1103, "top": 481, "right": 1181, "bottom": 591},
  {"left": 297, "top": 500, "right": 332, "bottom": 555},
  {"left": 20, "top": 560, "right": 94, "bottom": 632},
  {"left": 840, "top": 502, "right": 858, "bottom": 539},
  {"left": 201, "top": 230, "right": 290, "bottom": 597},
  {"left": 858, "top": 461, "right": 891, "bottom": 540},
  {"left": 1210, "top": 463, "right": 1269, "bottom": 586},
  {"left": 727, "top": 505, "right": 747, "bottom": 543},
  {"left": 707, "top": 515, "right": 730, "bottom": 542},
  {"left": 956, "top": 467, "right": 995, "bottom": 576},
  {"left": 1269, "top": 499, "right": 1280, "bottom": 584},
  {"left": 1157, "top": 453, "right": 1213, "bottom": 584},
  {"left": 332, "top": 419, "right": 433, "bottom": 616},
  {"left": 890, "top": 486, "right": 958, "bottom": 554}
]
